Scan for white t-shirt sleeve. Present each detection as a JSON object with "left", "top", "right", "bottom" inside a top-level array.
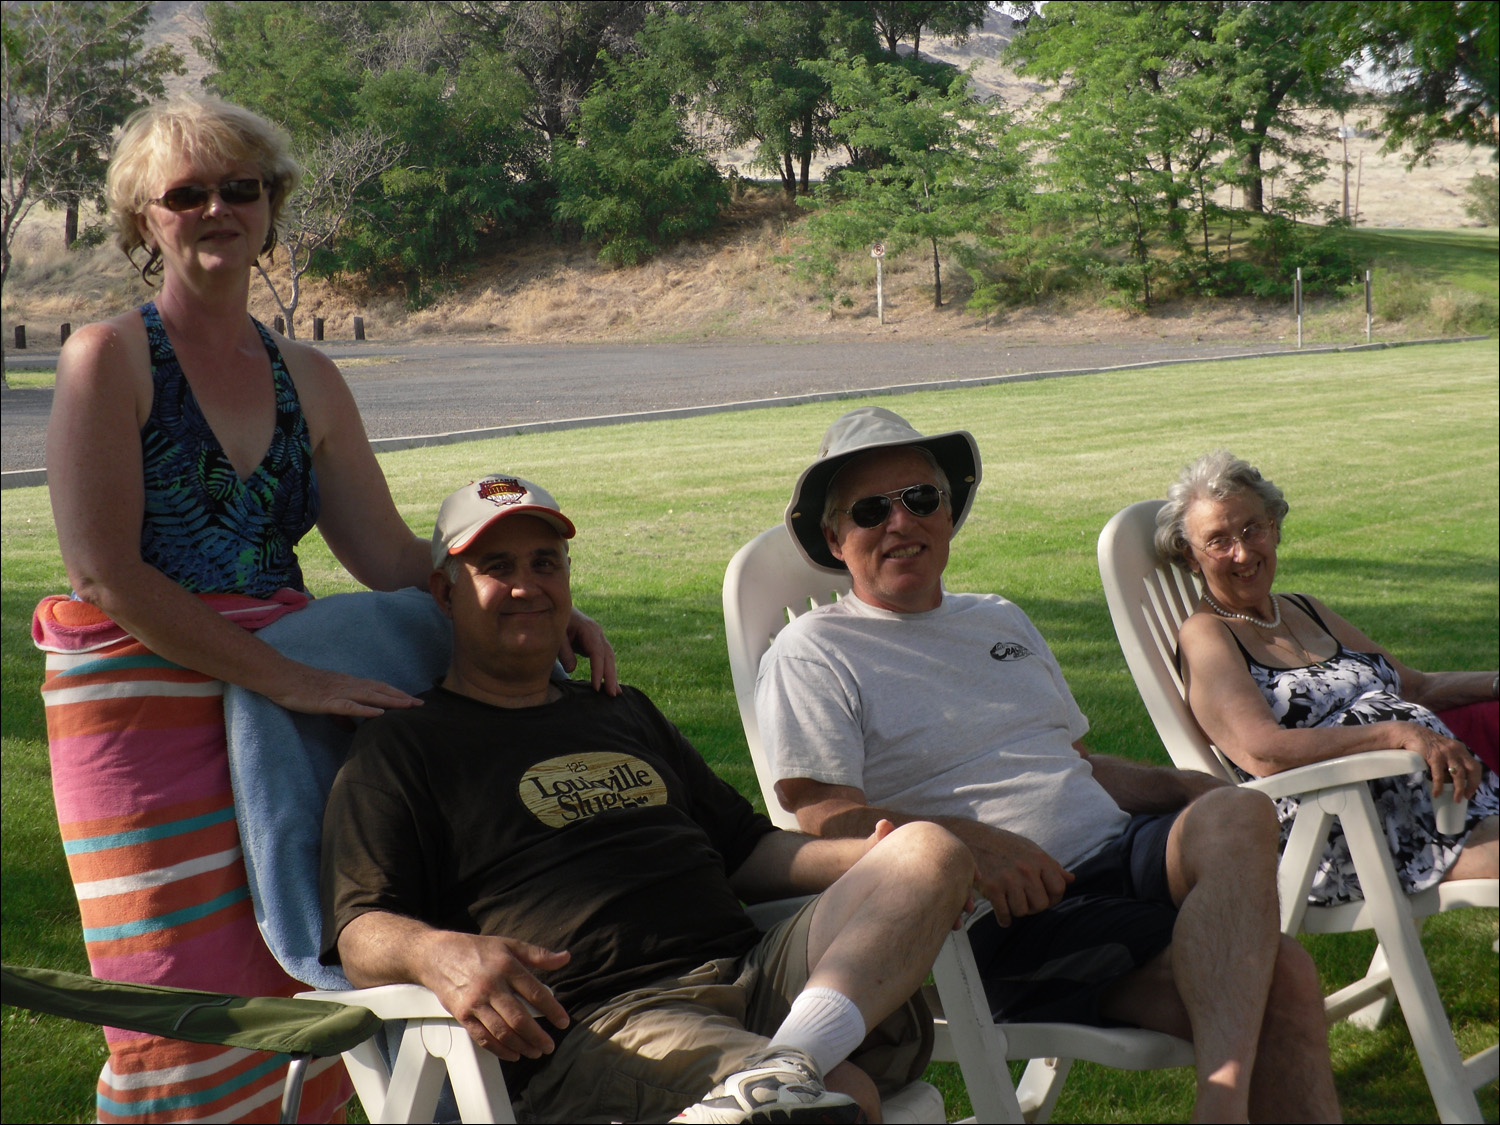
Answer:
[{"left": 755, "top": 630, "right": 868, "bottom": 793}]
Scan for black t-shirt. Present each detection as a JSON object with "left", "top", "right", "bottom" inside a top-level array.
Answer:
[{"left": 319, "top": 681, "right": 777, "bottom": 1019}]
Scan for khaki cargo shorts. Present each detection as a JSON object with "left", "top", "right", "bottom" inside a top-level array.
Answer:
[{"left": 513, "top": 897, "right": 934, "bottom": 1123}]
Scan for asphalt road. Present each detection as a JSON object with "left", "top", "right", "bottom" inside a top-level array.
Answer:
[{"left": 2, "top": 335, "right": 1286, "bottom": 474}]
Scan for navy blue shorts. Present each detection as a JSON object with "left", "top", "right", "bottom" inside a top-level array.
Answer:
[{"left": 967, "top": 812, "right": 1179, "bottom": 1025}]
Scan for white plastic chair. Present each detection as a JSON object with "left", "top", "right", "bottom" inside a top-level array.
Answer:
[
  {"left": 725, "top": 524, "right": 1194, "bottom": 1124},
  {"left": 1098, "top": 499, "right": 1500, "bottom": 1124}
]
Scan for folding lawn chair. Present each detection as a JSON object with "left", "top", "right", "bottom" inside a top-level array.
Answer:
[
  {"left": 1, "top": 964, "right": 382, "bottom": 1125},
  {"left": 724, "top": 524, "right": 1194, "bottom": 1124},
  {"left": 1097, "top": 498, "right": 1500, "bottom": 1124}
]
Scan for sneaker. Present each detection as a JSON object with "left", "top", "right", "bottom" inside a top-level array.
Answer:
[{"left": 671, "top": 1048, "right": 865, "bottom": 1123}]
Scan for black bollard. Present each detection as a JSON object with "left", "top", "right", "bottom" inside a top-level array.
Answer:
[
  {"left": 353, "top": 316, "right": 365, "bottom": 341},
  {"left": 61, "top": 323, "right": 71, "bottom": 345},
  {"left": 274, "top": 316, "right": 285, "bottom": 334},
  {"left": 312, "top": 317, "right": 324, "bottom": 341},
  {"left": 13, "top": 325, "right": 25, "bottom": 349}
]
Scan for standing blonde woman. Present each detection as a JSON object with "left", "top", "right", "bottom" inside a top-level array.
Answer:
[{"left": 36, "top": 98, "right": 612, "bottom": 1122}]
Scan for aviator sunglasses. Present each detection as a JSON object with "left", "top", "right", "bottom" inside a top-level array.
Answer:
[
  {"left": 148, "top": 178, "right": 264, "bottom": 212},
  {"left": 836, "top": 483, "right": 947, "bottom": 528}
]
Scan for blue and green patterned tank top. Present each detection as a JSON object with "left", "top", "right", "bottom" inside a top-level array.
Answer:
[{"left": 138, "top": 302, "right": 320, "bottom": 596}]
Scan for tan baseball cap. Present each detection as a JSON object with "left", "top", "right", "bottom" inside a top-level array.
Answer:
[{"left": 431, "top": 474, "right": 576, "bottom": 568}]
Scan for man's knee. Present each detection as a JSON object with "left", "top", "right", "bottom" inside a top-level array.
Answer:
[
  {"left": 1182, "top": 786, "right": 1279, "bottom": 859},
  {"left": 873, "top": 821, "right": 974, "bottom": 897}
]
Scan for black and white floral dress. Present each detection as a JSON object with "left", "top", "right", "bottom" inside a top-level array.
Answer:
[{"left": 1228, "top": 594, "right": 1498, "bottom": 905}]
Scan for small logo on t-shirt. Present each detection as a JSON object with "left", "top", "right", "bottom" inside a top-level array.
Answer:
[
  {"left": 519, "top": 752, "right": 668, "bottom": 827},
  {"left": 989, "top": 641, "right": 1033, "bottom": 662}
]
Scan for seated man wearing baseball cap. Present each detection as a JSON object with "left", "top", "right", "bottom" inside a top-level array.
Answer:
[
  {"left": 319, "top": 473, "right": 974, "bottom": 1124},
  {"left": 756, "top": 409, "right": 1341, "bottom": 1123}
]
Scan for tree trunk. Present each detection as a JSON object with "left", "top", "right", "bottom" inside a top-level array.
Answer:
[
  {"left": 931, "top": 236, "right": 942, "bottom": 309},
  {"left": 64, "top": 201, "right": 79, "bottom": 248},
  {"left": 781, "top": 152, "right": 796, "bottom": 198},
  {"left": 1244, "top": 140, "right": 1265, "bottom": 212}
]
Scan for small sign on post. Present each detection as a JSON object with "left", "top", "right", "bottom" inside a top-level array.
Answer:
[{"left": 871, "top": 241, "right": 886, "bottom": 325}]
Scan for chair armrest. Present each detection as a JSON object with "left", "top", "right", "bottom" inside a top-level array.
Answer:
[
  {"left": 1239, "top": 750, "right": 1427, "bottom": 799},
  {"left": 297, "top": 983, "right": 541, "bottom": 1020},
  {"left": 1241, "top": 749, "right": 1467, "bottom": 834}
]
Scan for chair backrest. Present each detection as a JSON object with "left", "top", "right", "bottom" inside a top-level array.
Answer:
[
  {"left": 723, "top": 526, "right": 852, "bottom": 827},
  {"left": 1096, "top": 500, "right": 1234, "bottom": 779}
]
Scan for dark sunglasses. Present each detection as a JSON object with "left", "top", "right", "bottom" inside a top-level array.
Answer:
[
  {"left": 836, "top": 483, "right": 946, "bottom": 528},
  {"left": 149, "top": 179, "right": 264, "bottom": 212}
]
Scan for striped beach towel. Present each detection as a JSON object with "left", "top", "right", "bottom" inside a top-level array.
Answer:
[{"left": 33, "top": 591, "right": 352, "bottom": 1124}]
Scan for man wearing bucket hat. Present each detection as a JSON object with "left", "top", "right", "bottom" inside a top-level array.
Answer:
[
  {"left": 320, "top": 473, "right": 975, "bottom": 1124},
  {"left": 757, "top": 410, "right": 1340, "bottom": 1122}
]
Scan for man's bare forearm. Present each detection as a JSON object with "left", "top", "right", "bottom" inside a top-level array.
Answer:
[
  {"left": 337, "top": 911, "right": 443, "bottom": 989},
  {"left": 1087, "top": 753, "right": 1228, "bottom": 815}
]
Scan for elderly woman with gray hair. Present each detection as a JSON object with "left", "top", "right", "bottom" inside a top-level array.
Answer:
[{"left": 1155, "top": 450, "right": 1497, "bottom": 905}]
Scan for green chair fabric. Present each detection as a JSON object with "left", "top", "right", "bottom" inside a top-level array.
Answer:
[{"left": 2, "top": 963, "right": 381, "bottom": 1056}]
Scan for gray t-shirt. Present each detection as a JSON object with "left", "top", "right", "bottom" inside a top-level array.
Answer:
[{"left": 755, "top": 591, "right": 1130, "bottom": 869}]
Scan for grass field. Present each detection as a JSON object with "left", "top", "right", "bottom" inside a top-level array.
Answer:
[{"left": 2, "top": 341, "right": 1496, "bottom": 1122}]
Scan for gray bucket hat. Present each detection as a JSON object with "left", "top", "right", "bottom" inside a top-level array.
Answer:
[{"left": 786, "top": 407, "right": 982, "bottom": 572}]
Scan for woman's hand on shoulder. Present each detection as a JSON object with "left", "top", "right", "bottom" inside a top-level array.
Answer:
[{"left": 560, "top": 608, "right": 619, "bottom": 695}]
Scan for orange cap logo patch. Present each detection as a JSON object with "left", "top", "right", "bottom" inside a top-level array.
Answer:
[{"left": 477, "top": 478, "right": 526, "bottom": 507}]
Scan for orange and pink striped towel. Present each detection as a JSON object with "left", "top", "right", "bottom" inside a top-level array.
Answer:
[{"left": 34, "top": 592, "right": 352, "bottom": 1123}]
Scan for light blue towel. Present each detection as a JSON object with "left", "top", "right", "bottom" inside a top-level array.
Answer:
[{"left": 225, "top": 588, "right": 452, "bottom": 990}]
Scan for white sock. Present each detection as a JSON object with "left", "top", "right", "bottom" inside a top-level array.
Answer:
[{"left": 766, "top": 987, "right": 867, "bottom": 1077}]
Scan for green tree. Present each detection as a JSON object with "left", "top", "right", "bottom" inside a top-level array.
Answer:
[
  {"left": 651, "top": 1, "right": 879, "bottom": 197},
  {"left": 868, "top": 1, "right": 989, "bottom": 58},
  {"left": 199, "top": 1, "right": 542, "bottom": 304},
  {"left": 553, "top": 54, "right": 728, "bottom": 265},
  {"left": 801, "top": 56, "right": 1024, "bottom": 309},
  {"left": 2, "top": 0, "right": 181, "bottom": 280},
  {"left": 441, "top": 0, "right": 648, "bottom": 148},
  {"left": 1010, "top": 2, "right": 1344, "bottom": 216},
  {"left": 1334, "top": 0, "right": 1498, "bottom": 163}
]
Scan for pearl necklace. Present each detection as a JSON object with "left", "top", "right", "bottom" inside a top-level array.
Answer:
[{"left": 1204, "top": 592, "right": 1281, "bottom": 629}]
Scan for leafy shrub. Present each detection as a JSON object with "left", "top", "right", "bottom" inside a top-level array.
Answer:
[
  {"left": 1462, "top": 174, "right": 1498, "bottom": 227},
  {"left": 553, "top": 58, "right": 728, "bottom": 267},
  {"left": 1245, "top": 217, "right": 1362, "bottom": 298}
]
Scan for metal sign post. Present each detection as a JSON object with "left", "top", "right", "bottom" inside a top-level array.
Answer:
[
  {"left": 1364, "top": 270, "right": 1372, "bottom": 343},
  {"left": 871, "top": 241, "right": 885, "bottom": 325},
  {"left": 1295, "top": 267, "right": 1303, "bottom": 349}
]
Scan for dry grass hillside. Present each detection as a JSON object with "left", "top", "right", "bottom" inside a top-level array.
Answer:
[{"left": 2, "top": 6, "right": 1493, "bottom": 348}]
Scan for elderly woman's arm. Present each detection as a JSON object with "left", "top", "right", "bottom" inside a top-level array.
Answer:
[
  {"left": 1178, "top": 611, "right": 1485, "bottom": 799},
  {"left": 47, "top": 321, "right": 423, "bottom": 717},
  {"left": 1290, "top": 595, "right": 1497, "bottom": 713}
]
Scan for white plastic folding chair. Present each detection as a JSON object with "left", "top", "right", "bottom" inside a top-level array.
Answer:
[
  {"left": 1098, "top": 499, "right": 1499, "bottom": 1124},
  {"left": 725, "top": 524, "right": 1194, "bottom": 1124}
]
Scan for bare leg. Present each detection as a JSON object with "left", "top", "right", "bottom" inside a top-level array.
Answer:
[
  {"left": 1445, "top": 815, "right": 1498, "bottom": 881},
  {"left": 803, "top": 821, "right": 974, "bottom": 1119},
  {"left": 1102, "top": 788, "right": 1338, "bottom": 1123}
]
